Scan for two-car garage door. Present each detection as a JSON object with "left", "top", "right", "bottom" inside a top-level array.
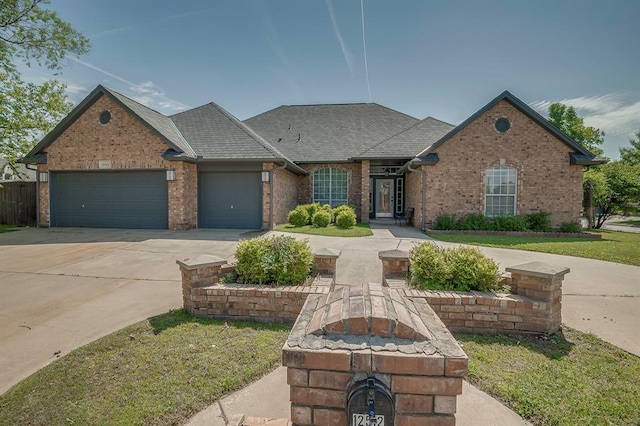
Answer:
[
  {"left": 49, "top": 170, "right": 263, "bottom": 229},
  {"left": 50, "top": 171, "right": 168, "bottom": 229}
]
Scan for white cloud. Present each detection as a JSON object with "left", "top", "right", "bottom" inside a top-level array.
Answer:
[
  {"left": 67, "top": 57, "right": 189, "bottom": 113},
  {"left": 326, "top": 0, "right": 355, "bottom": 78},
  {"left": 530, "top": 93, "right": 640, "bottom": 139}
]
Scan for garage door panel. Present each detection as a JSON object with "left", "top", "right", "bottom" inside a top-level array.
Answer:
[
  {"left": 199, "top": 171, "right": 262, "bottom": 229},
  {"left": 50, "top": 171, "right": 168, "bottom": 229}
]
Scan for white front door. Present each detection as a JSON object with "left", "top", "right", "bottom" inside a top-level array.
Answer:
[{"left": 376, "top": 179, "right": 394, "bottom": 218}]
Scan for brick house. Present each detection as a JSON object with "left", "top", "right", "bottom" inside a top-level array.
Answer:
[{"left": 22, "top": 86, "right": 601, "bottom": 230}]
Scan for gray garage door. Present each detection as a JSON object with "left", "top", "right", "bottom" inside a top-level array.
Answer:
[
  {"left": 199, "top": 171, "right": 262, "bottom": 228},
  {"left": 50, "top": 171, "right": 168, "bottom": 229}
]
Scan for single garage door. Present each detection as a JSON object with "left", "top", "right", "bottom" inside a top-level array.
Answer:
[
  {"left": 50, "top": 171, "right": 168, "bottom": 229},
  {"left": 199, "top": 171, "right": 262, "bottom": 228}
]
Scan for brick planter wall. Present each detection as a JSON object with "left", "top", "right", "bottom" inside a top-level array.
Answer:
[{"left": 381, "top": 252, "right": 569, "bottom": 335}]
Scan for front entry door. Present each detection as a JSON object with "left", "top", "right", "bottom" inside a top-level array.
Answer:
[{"left": 376, "top": 179, "right": 394, "bottom": 218}]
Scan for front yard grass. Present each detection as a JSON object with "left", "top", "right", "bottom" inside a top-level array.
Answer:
[
  {"left": 614, "top": 219, "right": 640, "bottom": 227},
  {"left": 427, "top": 230, "right": 640, "bottom": 266},
  {"left": 0, "top": 310, "right": 290, "bottom": 426},
  {"left": 0, "top": 225, "right": 17, "bottom": 233},
  {"left": 457, "top": 327, "right": 640, "bottom": 425},
  {"left": 275, "top": 222, "right": 373, "bottom": 237}
]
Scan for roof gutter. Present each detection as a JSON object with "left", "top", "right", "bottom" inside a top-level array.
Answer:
[{"left": 407, "top": 161, "right": 427, "bottom": 231}]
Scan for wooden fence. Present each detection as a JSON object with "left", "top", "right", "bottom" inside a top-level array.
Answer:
[{"left": 0, "top": 181, "right": 36, "bottom": 226}]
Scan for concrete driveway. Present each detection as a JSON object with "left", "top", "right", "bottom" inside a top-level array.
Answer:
[
  {"left": 0, "top": 227, "right": 262, "bottom": 395},
  {"left": 1, "top": 224, "right": 638, "bottom": 398}
]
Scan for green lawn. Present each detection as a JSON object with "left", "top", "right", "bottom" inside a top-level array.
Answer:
[
  {"left": 0, "top": 310, "right": 290, "bottom": 426},
  {"left": 0, "top": 225, "right": 17, "bottom": 233},
  {"left": 457, "top": 328, "right": 640, "bottom": 425},
  {"left": 427, "top": 230, "right": 640, "bottom": 266},
  {"left": 614, "top": 220, "right": 640, "bottom": 228},
  {"left": 275, "top": 222, "right": 373, "bottom": 237}
]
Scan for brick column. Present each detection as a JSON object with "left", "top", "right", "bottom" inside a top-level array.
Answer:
[
  {"left": 360, "top": 160, "right": 370, "bottom": 223},
  {"left": 378, "top": 250, "right": 410, "bottom": 288},
  {"left": 176, "top": 255, "right": 228, "bottom": 314},
  {"left": 505, "top": 262, "right": 569, "bottom": 334}
]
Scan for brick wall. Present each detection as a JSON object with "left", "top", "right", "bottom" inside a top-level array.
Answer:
[
  {"left": 360, "top": 160, "right": 370, "bottom": 223},
  {"left": 418, "top": 100, "right": 584, "bottom": 228},
  {"left": 297, "top": 163, "right": 363, "bottom": 220},
  {"left": 264, "top": 163, "right": 300, "bottom": 227},
  {"left": 37, "top": 94, "right": 197, "bottom": 229},
  {"left": 404, "top": 169, "right": 423, "bottom": 229}
]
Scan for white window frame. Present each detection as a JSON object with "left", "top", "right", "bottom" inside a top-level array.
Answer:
[
  {"left": 313, "top": 168, "right": 348, "bottom": 207},
  {"left": 484, "top": 166, "right": 517, "bottom": 216}
]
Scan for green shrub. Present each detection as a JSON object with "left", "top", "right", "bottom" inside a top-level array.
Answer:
[
  {"left": 410, "top": 242, "right": 500, "bottom": 292},
  {"left": 235, "top": 235, "right": 313, "bottom": 285},
  {"left": 312, "top": 210, "right": 331, "bottom": 227},
  {"left": 493, "top": 215, "right": 528, "bottom": 231},
  {"left": 524, "top": 212, "right": 552, "bottom": 232},
  {"left": 434, "top": 214, "right": 458, "bottom": 230},
  {"left": 288, "top": 207, "right": 309, "bottom": 227},
  {"left": 332, "top": 204, "right": 356, "bottom": 222},
  {"left": 445, "top": 246, "right": 500, "bottom": 292},
  {"left": 335, "top": 210, "right": 357, "bottom": 228},
  {"left": 459, "top": 213, "right": 494, "bottom": 231},
  {"left": 559, "top": 221, "right": 583, "bottom": 233},
  {"left": 298, "top": 203, "right": 321, "bottom": 225}
]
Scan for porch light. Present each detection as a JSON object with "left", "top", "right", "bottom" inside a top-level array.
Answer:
[
  {"left": 261, "top": 171, "right": 270, "bottom": 182},
  {"left": 166, "top": 169, "right": 176, "bottom": 181},
  {"left": 39, "top": 171, "right": 49, "bottom": 182}
]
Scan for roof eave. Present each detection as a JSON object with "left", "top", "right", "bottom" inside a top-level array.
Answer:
[
  {"left": 569, "top": 153, "right": 607, "bottom": 166},
  {"left": 398, "top": 154, "right": 440, "bottom": 173}
]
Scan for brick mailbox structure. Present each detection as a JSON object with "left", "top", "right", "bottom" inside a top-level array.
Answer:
[{"left": 283, "top": 283, "right": 467, "bottom": 426}]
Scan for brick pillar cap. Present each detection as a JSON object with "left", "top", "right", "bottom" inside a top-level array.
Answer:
[
  {"left": 505, "top": 262, "right": 570, "bottom": 279},
  {"left": 176, "top": 254, "right": 227, "bottom": 270},
  {"left": 378, "top": 249, "right": 409, "bottom": 260},
  {"left": 314, "top": 248, "right": 341, "bottom": 259}
]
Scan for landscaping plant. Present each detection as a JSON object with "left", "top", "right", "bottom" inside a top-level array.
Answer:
[
  {"left": 333, "top": 205, "right": 357, "bottom": 228},
  {"left": 312, "top": 210, "right": 331, "bottom": 227},
  {"left": 234, "top": 235, "right": 313, "bottom": 285},
  {"left": 410, "top": 242, "right": 500, "bottom": 292},
  {"left": 287, "top": 206, "right": 309, "bottom": 227}
]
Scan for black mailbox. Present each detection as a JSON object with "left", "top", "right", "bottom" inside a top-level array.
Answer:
[{"left": 347, "top": 378, "right": 394, "bottom": 426}]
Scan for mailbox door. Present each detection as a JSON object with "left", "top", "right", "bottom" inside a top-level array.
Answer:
[{"left": 347, "top": 379, "right": 394, "bottom": 426}]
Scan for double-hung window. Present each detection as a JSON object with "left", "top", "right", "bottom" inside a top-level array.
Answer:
[
  {"left": 313, "top": 168, "right": 347, "bottom": 207},
  {"left": 484, "top": 166, "right": 516, "bottom": 216}
]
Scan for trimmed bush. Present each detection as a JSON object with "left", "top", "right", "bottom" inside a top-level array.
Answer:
[
  {"left": 445, "top": 246, "right": 500, "bottom": 292},
  {"left": 235, "top": 235, "right": 313, "bottom": 285},
  {"left": 560, "top": 221, "right": 583, "bottom": 233},
  {"left": 524, "top": 212, "right": 552, "bottom": 232},
  {"left": 312, "top": 210, "right": 331, "bottom": 227},
  {"left": 459, "top": 213, "right": 494, "bottom": 231},
  {"left": 493, "top": 215, "right": 528, "bottom": 232},
  {"left": 288, "top": 207, "right": 309, "bottom": 227},
  {"left": 434, "top": 214, "right": 457, "bottom": 230},
  {"left": 409, "top": 242, "right": 449, "bottom": 289},
  {"left": 410, "top": 242, "right": 499, "bottom": 292},
  {"left": 335, "top": 210, "right": 357, "bottom": 228},
  {"left": 300, "top": 203, "right": 320, "bottom": 224}
]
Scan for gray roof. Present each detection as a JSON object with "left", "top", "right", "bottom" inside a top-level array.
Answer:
[
  {"left": 244, "top": 103, "right": 419, "bottom": 162},
  {"left": 170, "top": 102, "right": 296, "bottom": 164},
  {"left": 355, "top": 117, "right": 455, "bottom": 159}
]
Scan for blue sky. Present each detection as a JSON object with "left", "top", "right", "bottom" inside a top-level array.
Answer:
[{"left": 26, "top": 0, "right": 640, "bottom": 159}]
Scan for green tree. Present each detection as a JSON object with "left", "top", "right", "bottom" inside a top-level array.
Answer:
[
  {"left": 619, "top": 130, "right": 640, "bottom": 166},
  {"left": 1, "top": 0, "right": 89, "bottom": 173},
  {"left": 584, "top": 161, "right": 640, "bottom": 228},
  {"left": 548, "top": 103, "right": 605, "bottom": 156}
]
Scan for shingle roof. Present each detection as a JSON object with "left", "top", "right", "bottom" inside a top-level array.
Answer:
[
  {"left": 355, "top": 117, "right": 455, "bottom": 159},
  {"left": 244, "top": 103, "right": 419, "bottom": 162}
]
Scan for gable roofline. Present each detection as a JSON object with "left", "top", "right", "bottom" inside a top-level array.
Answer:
[
  {"left": 244, "top": 102, "right": 418, "bottom": 123},
  {"left": 415, "top": 90, "right": 597, "bottom": 159},
  {"left": 352, "top": 116, "right": 455, "bottom": 160},
  {"left": 22, "top": 85, "right": 196, "bottom": 163},
  {"left": 172, "top": 102, "right": 306, "bottom": 175}
]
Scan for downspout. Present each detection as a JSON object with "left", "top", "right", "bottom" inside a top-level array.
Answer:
[
  {"left": 408, "top": 162, "right": 427, "bottom": 231},
  {"left": 269, "top": 162, "right": 287, "bottom": 230},
  {"left": 25, "top": 164, "right": 39, "bottom": 227}
]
